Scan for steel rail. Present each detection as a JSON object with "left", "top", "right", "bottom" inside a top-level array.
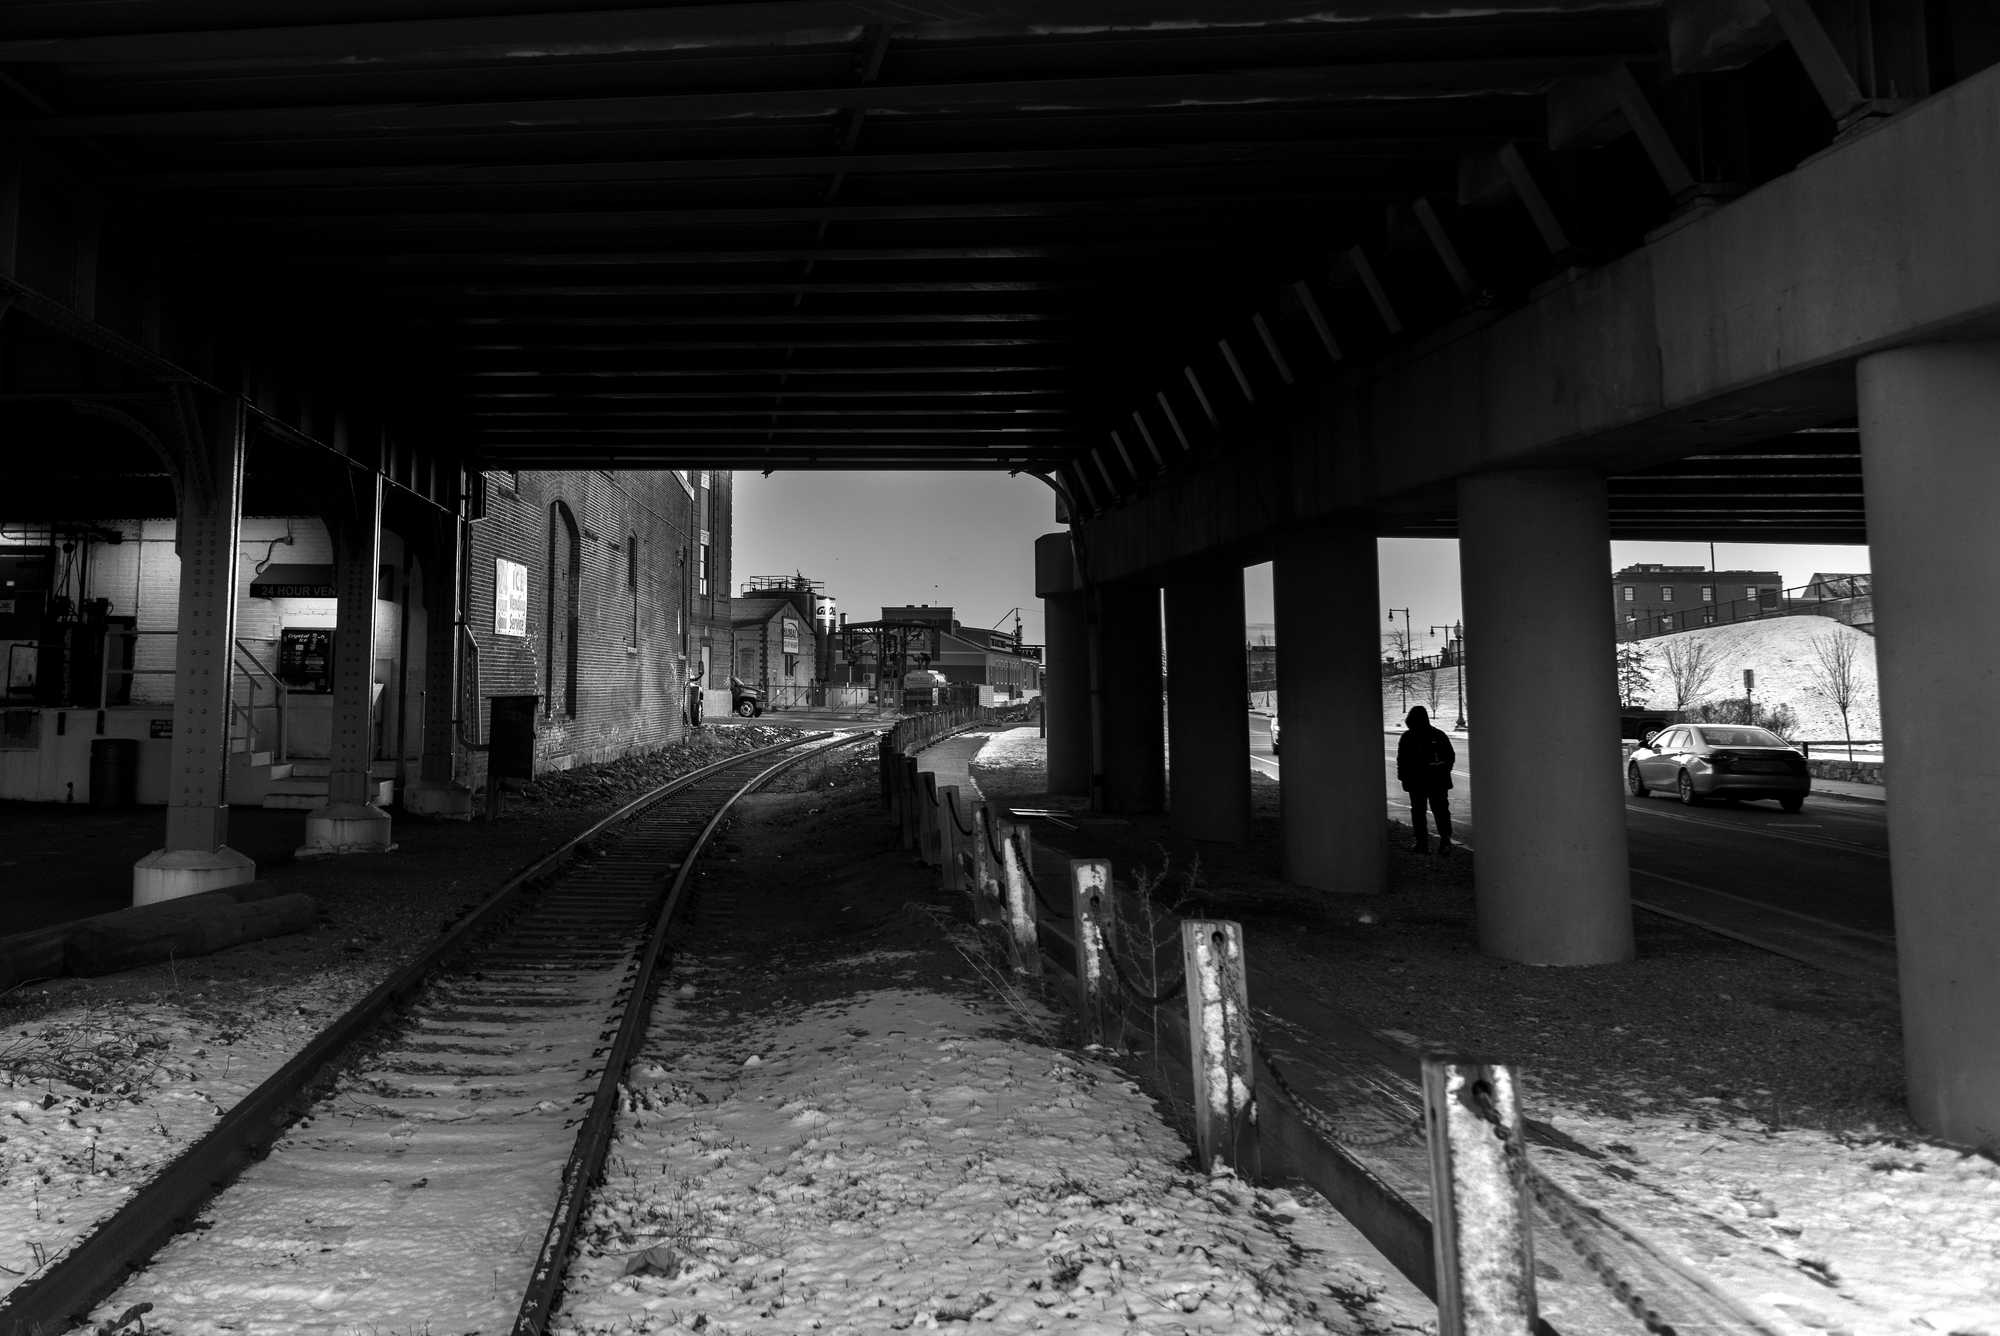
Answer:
[
  {"left": 0, "top": 730, "right": 861, "bottom": 1336},
  {"left": 515, "top": 730, "right": 872, "bottom": 1334}
]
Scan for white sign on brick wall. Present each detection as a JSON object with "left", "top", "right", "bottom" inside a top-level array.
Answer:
[{"left": 494, "top": 558, "right": 529, "bottom": 636}]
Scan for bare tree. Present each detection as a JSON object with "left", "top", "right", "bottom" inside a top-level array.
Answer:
[
  {"left": 1615, "top": 644, "right": 1653, "bottom": 710},
  {"left": 1806, "top": 630, "right": 1862, "bottom": 759},
  {"left": 1660, "top": 638, "right": 1720, "bottom": 717},
  {"left": 1423, "top": 664, "right": 1444, "bottom": 713}
]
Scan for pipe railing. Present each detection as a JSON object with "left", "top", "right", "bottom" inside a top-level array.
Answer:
[{"left": 230, "top": 639, "right": 288, "bottom": 761}]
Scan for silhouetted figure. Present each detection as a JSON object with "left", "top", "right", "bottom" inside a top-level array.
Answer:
[{"left": 1396, "top": 705, "right": 1455, "bottom": 854}]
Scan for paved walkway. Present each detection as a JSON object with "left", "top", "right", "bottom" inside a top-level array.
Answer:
[{"left": 910, "top": 731, "right": 989, "bottom": 801}]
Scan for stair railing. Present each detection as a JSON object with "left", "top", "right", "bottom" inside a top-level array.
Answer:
[{"left": 231, "top": 640, "right": 289, "bottom": 761}]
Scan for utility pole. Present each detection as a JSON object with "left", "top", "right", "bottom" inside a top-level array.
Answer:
[{"left": 1430, "top": 622, "right": 1467, "bottom": 731}]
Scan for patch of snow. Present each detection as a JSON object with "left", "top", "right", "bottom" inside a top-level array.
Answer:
[{"left": 556, "top": 974, "right": 1431, "bottom": 1334}]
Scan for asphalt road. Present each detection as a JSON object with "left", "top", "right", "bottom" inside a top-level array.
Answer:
[{"left": 1247, "top": 714, "right": 1895, "bottom": 973}]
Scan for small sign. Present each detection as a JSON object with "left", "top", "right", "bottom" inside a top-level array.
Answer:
[
  {"left": 149, "top": 718, "right": 173, "bottom": 738},
  {"left": 1743, "top": 668, "right": 1755, "bottom": 689},
  {"left": 494, "top": 558, "right": 529, "bottom": 637},
  {"left": 278, "top": 627, "right": 334, "bottom": 693},
  {"left": 781, "top": 618, "right": 800, "bottom": 655}
]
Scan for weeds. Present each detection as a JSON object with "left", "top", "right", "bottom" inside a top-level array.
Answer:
[{"left": 0, "top": 1012, "right": 167, "bottom": 1098}]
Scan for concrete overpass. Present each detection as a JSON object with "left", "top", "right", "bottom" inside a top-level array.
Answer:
[{"left": 2, "top": 1, "right": 1995, "bottom": 1139}]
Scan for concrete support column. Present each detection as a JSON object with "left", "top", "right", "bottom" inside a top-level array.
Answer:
[
  {"left": 1043, "top": 590, "right": 1089, "bottom": 795},
  {"left": 302, "top": 471, "right": 393, "bottom": 854},
  {"left": 1274, "top": 526, "right": 1387, "bottom": 893},
  {"left": 134, "top": 392, "right": 256, "bottom": 904},
  {"left": 1096, "top": 579, "right": 1164, "bottom": 814},
  {"left": 405, "top": 506, "right": 472, "bottom": 818},
  {"left": 1858, "top": 342, "right": 2000, "bottom": 1141},
  {"left": 1458, "top": 470, "right": 1632, "bottom": 965},
  {"left": 1035, "top": 531, "right": 1090, "bottom": 796},
  {"left": 1165, "top": 565, "right": 1249, "bottom": 842}
]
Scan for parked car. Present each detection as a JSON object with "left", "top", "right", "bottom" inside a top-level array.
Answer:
[
  {"left": 1268, "top": 714, "right": 1280, "bottom": 755},
  {"left": 729, "top": 676, "right": 764, "bottom": 717},
  {"left": 1626, "top": 723, "right": 1809, "bottom": 811}
]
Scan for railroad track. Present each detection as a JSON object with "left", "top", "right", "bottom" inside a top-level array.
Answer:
[{"left": 0, "top": 730, "right": 875, "bottom": 1336}]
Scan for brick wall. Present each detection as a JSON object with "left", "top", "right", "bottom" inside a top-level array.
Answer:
[{"left": 467, "top": 470, "right": 702, "bottom": 773}]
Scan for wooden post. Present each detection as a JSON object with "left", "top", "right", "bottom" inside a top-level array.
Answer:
[
  {"left": 899, "top": 756, "right": 920, "bottom": 851},
  {"left": 1071, "top": 859, "right": 1123, "bottom": 1049},
  {"left": 999, "top": 823, "right": 1041, "bottom": 977},
  {"left": 970, "top": 806, "right": 1005, "bottom": 926},
  {"left": 1421, "top": 1058, "right": 1538, "bottom": 1336},
  {"left": 938, "top": 785, "right": 964, "bottom": 893},
  {"left": 918, "top": 771, "right": 942, "bottom": 867},
  {"left": 1181, "top": 919, "right": 1257, "bottom": 1176},
  {"left": 879, "top": 736, "right": 894, "bottom": 816}
]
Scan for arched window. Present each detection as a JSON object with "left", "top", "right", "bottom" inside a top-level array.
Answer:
[{"left": 547, "top": 501, "right": 580, "bottom": 718}]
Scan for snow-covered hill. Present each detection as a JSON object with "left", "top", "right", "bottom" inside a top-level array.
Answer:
[
  {"left": 1626, "top": 615, "right": 1878, "bottom": 742},
  {"left": 1368, "top": 615, "right": 1878, "bottom": 745}
]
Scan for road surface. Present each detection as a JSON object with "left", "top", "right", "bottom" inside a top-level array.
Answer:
[{"left": 1246, "top": 713, "right": 1894, "bottom": 977}]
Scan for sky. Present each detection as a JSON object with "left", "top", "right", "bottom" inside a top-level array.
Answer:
[
  {"left": 732, "top": 470, "right": 1061, "bottom": 644},
  {"left": 729, "top": 470, "right": 1870, "bottom": 651}
]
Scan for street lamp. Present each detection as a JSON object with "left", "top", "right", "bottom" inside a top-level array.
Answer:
[
  {"left": 1430, "top": 622, "right": 1467, "bottom": 731},
  {"left": 1387, "top": 608, "right": 1411, "bottom": 713}
]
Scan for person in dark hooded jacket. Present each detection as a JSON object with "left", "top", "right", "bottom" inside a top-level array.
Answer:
[{"left": 1396, "top": 705, "right": 1455, "bottom": 853}]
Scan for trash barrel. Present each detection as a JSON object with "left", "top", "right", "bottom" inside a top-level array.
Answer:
[{"left": 89, "top": 738, "right": 140, "bottom": 808}]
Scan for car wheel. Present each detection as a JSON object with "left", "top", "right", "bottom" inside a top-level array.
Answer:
[
  {"left": 1677, "top": 770, "right": 1699, "bottom": 806},
  {"left": 736, "top": 700, "right": 756, "bottom": 717},
  {"left": 1626, "top": 764, "right": 1647, "bottom": 798},
  {"left": 1779, "top": 795, "right": 1805, "bottom": 813}
]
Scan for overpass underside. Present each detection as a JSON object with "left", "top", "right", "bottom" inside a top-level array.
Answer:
[{"left": 1, "top": 1, "right": 1996, "bottom": 1138}]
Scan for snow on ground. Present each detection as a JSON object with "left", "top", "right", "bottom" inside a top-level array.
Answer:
[
  {"left": 0, "top": 985, "right": 361, "bottom": 1300},
  {"left": 958, "top": 728, "right": 2000, "bottom": 1335},
  {"left": 6, "top": 725, "right": 1995, "bottom": 1336},
  {"left": 557, "top": 968, "right": 1431, "bottom": 1335}
]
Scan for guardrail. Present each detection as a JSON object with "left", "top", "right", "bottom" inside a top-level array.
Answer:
[
  {"left": 881, "top": 740, "right": 1787, "bottom": 1336},
  {"left": 1618, "top": 580, "right": 1871, "bottom": 644}
]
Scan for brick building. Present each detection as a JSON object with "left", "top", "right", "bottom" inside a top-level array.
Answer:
[
  {"left": 1612, "top": 563, "right": 1782, "bottom": 639},
  {"left": 467, "top": 468, "right": 732, "bottom": 775},
  {"left": 730, "top": 588, "right": 817, "bottom": 709}
]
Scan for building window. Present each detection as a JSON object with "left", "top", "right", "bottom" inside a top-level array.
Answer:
[
  {"left": 1746, "top": 586, "right": 1759, "bottom": 601},
  {"left": 1661, "top": 613, "right": 1675, "bottom": 630},
  {"left": 698, "top": 541, "right": 711, "bottom": 597},
  {"left": 1703, "top": 606, "right": 1717, "bottom": 624},
  {"left": 784, "top": 653, "right": 799, "bottom": 677},
  {"left": 627, "top": 533, "right": 639, "bottom": 647},
  {"left": 1622, "top": 586, "right": 1634, "bottom": 602},
  {"left": 1700, "top": 585, "right": 1714, "bottom": 602},
  {"left": 1660, "top": 586, "right": 1674, "bottom": 602}
]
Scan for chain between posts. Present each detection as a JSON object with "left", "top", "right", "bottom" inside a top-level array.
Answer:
[
  {"left": 945, "top": 790, "right": 976, "bottom": 837},
  {"left": 1094, "top": 922, "right": 1186, "bottom": 1005},
  {"left": 1247, "top": 1021, "right": 1425, "bottom": 1150},
  {"left": 1470, "top": 1086, "right": 1678, "bottom": 1336},
  {"left": 1018, "top": 851, "right": 1071, "bottom": 919}
]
